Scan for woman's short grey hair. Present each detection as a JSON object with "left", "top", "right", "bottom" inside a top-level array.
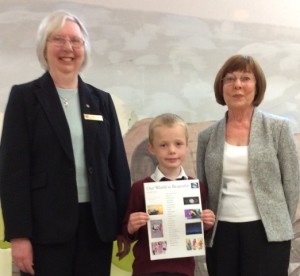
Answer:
[{"left": 36, "top": 10, "right": 91, "bottom": 71}]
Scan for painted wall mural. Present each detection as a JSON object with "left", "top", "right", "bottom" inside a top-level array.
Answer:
[{"left": 0, "top": 1, "right": 300, "bottom": 275}]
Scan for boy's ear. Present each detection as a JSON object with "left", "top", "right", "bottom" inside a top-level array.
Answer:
[{"left": 147, "top": 143, "right": 155, "bottom": 155}]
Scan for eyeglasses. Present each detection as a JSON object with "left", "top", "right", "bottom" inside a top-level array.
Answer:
[
  {"left": 222, "top": 74, "right": 255, "bottom": 85},
  {"left": 47, "top": 35, "right": 85, "bottom": 48}
]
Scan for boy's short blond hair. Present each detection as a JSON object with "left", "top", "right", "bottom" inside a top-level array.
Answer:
[{"left": 148, "top": 113, "right": 188, "bottom": 145}]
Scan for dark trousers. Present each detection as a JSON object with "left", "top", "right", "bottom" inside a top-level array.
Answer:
[
  {"left": 143, "top": 273, "right": 187, "bottom": 276},
  {"left": 206, "top": 220, "right": 291, "bottom": 276},
  {"left": 21, "top": 203, "right": 113, "bottom": 276}
]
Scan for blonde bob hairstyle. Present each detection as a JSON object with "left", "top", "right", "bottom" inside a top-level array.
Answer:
[
  {"left": 148, "top": 113, "right": 189, "bottom": 145},
  {"left": 36, "top": 10, "right": 91, "bottom": 71},
  {"left": 214, "top": 55, "right": 266, "bottom": 106}
]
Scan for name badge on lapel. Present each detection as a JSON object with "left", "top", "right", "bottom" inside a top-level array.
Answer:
[{"left": 84, "top": 114, "right": 103, "bottom": 121}]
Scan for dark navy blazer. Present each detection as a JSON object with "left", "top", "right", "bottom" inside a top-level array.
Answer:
[{"left": 0, "top": 72, "right": 131, "bottom": 244}]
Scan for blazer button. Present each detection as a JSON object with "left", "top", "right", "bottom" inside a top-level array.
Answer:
[{"left": 88, "top": 167, "right": 93, "bottom": 174}]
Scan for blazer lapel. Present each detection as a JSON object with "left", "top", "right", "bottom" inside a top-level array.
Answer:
[
  {"left": 214, "top": 117, "right": 226, "bottom": 191},
  {"left": 248, "top": 108, "right": 264, "bottom": 164},
  {"left": 249, "top": 108, "right": 262, "bottom": 143},
  {"left": 34, "top": 72, "right": 74, "bottom": 161},
  {"left": 78, "top": 79, "right": 99, "bottom": 159}
]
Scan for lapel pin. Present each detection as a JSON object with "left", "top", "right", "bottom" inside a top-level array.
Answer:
[{"left": 86, "top": 104, "right": 90, "bottom": 108}]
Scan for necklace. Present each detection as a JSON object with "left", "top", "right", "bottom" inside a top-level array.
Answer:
[
  {"left": 57, "top": 88, "right": 78, "bottom": 108},
  {"left": 59, "top": 95, "right": 69, "bottom": 108}
]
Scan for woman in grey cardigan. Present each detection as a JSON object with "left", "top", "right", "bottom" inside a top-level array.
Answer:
[{"left": 197, "top": 55, "right": 300, "bottom": 276}]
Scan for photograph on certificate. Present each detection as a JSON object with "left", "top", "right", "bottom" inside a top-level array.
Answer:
[
  {"left": 183, "top": 196, "right": 200, "bottom": 205},
  {"left": 184, "top": 209, "right": 201, "bottom": 219},
  {"left": 186, "top": 237, "right": 204, "bottom": 251},
  {"left": 151, "top": 241, "right": 167, "bottom": 255},
  {"left": 150, "top": 219, "right": 164, "bottom": 238},
  {"left": 147, "top": 204, "right": 164, "bottom": 216},
  {"left": 185, "top": 222, "right": 203, "bottom": 235}
]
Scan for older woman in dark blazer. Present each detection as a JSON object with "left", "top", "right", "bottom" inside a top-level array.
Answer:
[
  {"left": 0, "top": 10, "right": 131, "bottom": 276},
  {"left": 197, "top": 55, "right": 300, "bottom": 276}
]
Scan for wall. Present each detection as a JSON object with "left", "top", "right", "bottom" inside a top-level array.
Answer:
[{"left": 1, "top": 0, "right": 300, "bottom": 133}]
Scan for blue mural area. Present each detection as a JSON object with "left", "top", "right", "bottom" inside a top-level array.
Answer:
[{"left": 1, "top": 1, "right": 300, "bottom": 133}]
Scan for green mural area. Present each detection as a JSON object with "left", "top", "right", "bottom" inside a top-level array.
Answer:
[
  {"left": 112, "top": 240, "right": 135, "bottom": 272},
  {"left": 0, "top": 208, "right": 10, "bottom": 249}
]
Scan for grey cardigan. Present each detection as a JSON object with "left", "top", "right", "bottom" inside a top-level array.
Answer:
[{"left": 197, "top": 108, "right": 300, "bottom": 247}]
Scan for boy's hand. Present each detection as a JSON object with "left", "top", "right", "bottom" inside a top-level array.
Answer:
[
  {"left": 128, "top": 212, "right": 149, "bottom": 235},
  {"left": 201, "top": 209, "right": 216, "bottom": 231},
  {"left": 116, "top": 235, "right": 131, "bottom": 260}
]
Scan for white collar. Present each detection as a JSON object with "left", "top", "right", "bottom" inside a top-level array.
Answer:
[{"left": 150, "top": 166, "right": 188, "bottom": 182}]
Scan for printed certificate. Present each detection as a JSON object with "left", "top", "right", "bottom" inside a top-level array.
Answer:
[{"left": 144, "top": 179, "right": 205, "bottom": 260}]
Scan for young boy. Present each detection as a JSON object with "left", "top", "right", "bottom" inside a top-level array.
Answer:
[{"left": 119, "top": 113, "right": 215, "bottom": 276}]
